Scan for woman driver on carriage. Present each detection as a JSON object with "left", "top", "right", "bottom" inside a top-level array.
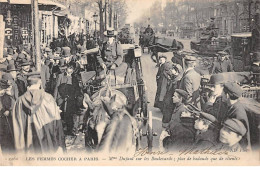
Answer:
[{"left": 96, "top": 28, "right": 128, "bottom": 84}]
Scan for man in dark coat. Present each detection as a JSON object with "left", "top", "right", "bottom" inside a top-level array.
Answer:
[
  {"left": 154, "top": 55, "right": 167, "bottom": 109},
  {"left": 211, "top": 51, "right": 233, "bottom": 74},
  {"left": 40, "top": 56, "right": 50, "bottom": 91},
  {"left": 54, "top": 64, "right": 80, "bottom": 135},
  {"left": 179, "top": 55, "right": 201, "bottom": 109},
  {"left": 12, "top": 72, "right": 65, "bottom": 154},
  {"left": 0, "top": 79, "right": 15, "bottom": 154},
  {"left": 163, "top": 110, "right": 196, "bottom": 152}
]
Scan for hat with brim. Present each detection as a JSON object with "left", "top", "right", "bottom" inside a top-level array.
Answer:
[
  {"left": 2, "top": 73, "right": 14, "bottom": 81},
  {"left": 208, "top": 73, "right": 226, "bottom": 85},
  {"left": 45, "top": 47, "right": 52, "bottom": 52},
  {"left": 217, "top": 51, "right": 229, "bottom": 56},
  {"left": 62, "top": 47, "right": 71, "bottom": 57},
  {"left": 7, "top": 48, "right": 14, "bottom": 55},
  {"left": 55, "top": 47, "right": 62, "bottom": 54},
  {"left": 184, "top": 55, "right": 197, "bottom": 61},
  {"left": 199, "top": 112, "right": 218, "bottom": 126},
  {"left": 175, "top": 89, "right": 189, "bottom": 100},
  {"left": 104, "top": 28, "right": 118, "bottom": 37},
  {"left": 223, "top": 82, "right": 243, "bottom": 99},
  {"left": 6, "top": 64, "right": 18, "bottom": 72},
  {"left": 25, "top": 71, "right": 41, "bottom": 81},
  {"left": 20, "top": 58, "right": 31, "bottom": 66},
  {"left": 223, "top": 118, "right": 247, "bottom": 136},
  {"left": 59, "top": 59, "right": 67, "bottom": 70}
]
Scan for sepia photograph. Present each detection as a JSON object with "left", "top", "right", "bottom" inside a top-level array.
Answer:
[{"left": 0, "top": 0, "right": 259, "bottom": 166}]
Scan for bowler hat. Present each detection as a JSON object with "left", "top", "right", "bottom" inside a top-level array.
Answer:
[
  {"left": 184, "top": 55, "right": 197, "bottom": 61},
  {"left": 224, "top": 82, "right": 243, "bottom": 99},
  {"left": 6, "top": 64, "right": 18, "bottom": 72},
  {"left": 208, "top": 73, "right": 226, "bottom": 85},
  {"left": 7, "top": 48, "right": 14, "bottom": 55},
  {"left": 62, "top": 47, "right": 71, "bottom": 57},
  {"left": 55, "top": 47, "right": 62, "bottom": 54},
  {"left": 223, "top": 118, "right": 247, "bottom": 136},
  {"left": 104, "top": 28, "right": 118, "bottom": 37},
  {"left": 175, "top": 89, "right": 188, "bottom": 100},
  {"left": 20, "top": 58, "right": 31, "bottom": 66},
  {"left": 217, "top": 51, "right": 228, "bottom": 56}
]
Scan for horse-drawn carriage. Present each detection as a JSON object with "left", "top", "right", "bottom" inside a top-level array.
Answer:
[
  {"left": 79, "top": 44, "right": 156, "bottom": 153},
  {"left": 118, "top": 25, "right": 135, "bottom": 44},
  {"left": 149, "top": 36, "right": 184, "bottom": 65},
  {"left": 190, "top": 27, "right": 230, "bottom": 56}
]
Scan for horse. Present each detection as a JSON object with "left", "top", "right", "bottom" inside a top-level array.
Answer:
[{"left": 83, "top": 87, "right": 138, "bottom": 153}]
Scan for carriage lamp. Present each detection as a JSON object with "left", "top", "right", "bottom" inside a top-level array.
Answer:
[
  {"left": 6, "top": 10, "right": 12, "bottom": 25},
  {"left": 93, "top": 12, "right": 98, "bottom": 39}
]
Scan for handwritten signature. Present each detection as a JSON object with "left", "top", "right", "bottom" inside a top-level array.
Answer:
[{"left": 133, "top": 147, "right": 167, "bottom": 157}]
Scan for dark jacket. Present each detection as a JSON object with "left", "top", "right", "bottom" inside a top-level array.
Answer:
[
  {"left": 163, "top": 117, "right": 196, "bottom": 151},
  {"left": 193, "top": 126, "right": 220, "bottom": 149},
  {"left": 16, "top": 72, "right": 28, "bottom": 96},
  {"left": 154, "top": 63, "right": 166, "bottom": 109},
  {"left": 211, "top": 59, "right": 233, "bottom": 74}
]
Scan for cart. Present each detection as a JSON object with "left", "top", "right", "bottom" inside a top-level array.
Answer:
[{"left": 81, "top": 44, "right": 156, "bottom": 152}]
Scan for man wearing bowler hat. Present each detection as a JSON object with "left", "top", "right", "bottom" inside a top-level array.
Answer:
[
  {"left": 12, "top": 72, "right": 65, "bottom": 154},
  {"left": 5, "top": 65, "right": 19, "bottom": 100},
  {"left": 202, "top": 73, "right": 230, "bottom": 122},
  {"left": 179, "top": 55, "right": 201, "bottom": 109}
]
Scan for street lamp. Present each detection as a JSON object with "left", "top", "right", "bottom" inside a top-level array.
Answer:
[{"left": 93, "top": 12, "right": 98, "bottom": 40}]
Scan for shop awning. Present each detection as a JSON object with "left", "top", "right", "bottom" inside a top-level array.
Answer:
[
  {"left": 53, "top": 10, "right": 68, "bottom": 17},
  {"left": 1, "top": 0, "right": 66, "bottom": 9}
]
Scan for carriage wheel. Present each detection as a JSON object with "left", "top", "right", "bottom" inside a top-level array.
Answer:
[{"left": 147, "top": 111, "right": 153, "bottom": 152}]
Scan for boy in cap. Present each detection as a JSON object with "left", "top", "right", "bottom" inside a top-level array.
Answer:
[
  {"left": 193, "top": 112, "right": 220, "bottom": 149},
  {"left": 211, "top": 51, "right": 233, "bottom": 74},
  {"left": 154, "top": 55, "right": 167, "bottom": 109},
  {"left": 12, "top": 72, "right": 65, "bottom": 154},
  {"left": 219, "top": 118, "right": 247, "bottom": 151},
  {"left": 6, "top": 48, "right": 15, "bottom": 65},
  {"left": 163, "top": 109, "right": 197, "bottom": 152},
  {"left": 179, "top": 55, "right": 201, "bottom": 109},
  {"left": 223, "top": 82, "right": 251, "bottom": 150},
  {"left": 0, "top": 78, "right": 15, "bottom": 154}
]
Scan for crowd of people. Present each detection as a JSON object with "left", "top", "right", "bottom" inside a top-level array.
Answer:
[{"left": 155, "top": 51, "right": 260, "bottom": 152}]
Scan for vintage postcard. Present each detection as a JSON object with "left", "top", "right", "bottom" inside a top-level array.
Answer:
[{"left": 0, "top": 0, "right": 259, "bottom": 166}]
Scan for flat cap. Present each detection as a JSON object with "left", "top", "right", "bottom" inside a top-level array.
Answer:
[
  {"left": 199, "top": 112, "right": 217, "bottom": 124},
  {"left": 2, "top": 73, "right": 13, "bottom": 81},
  {"left": 175, "top": 89, "right": 188, "bottom": 100},
  {"left": 184, "top": 55, "right": 197, "bottom": 61},
  {"left": 217, "top": 51, "right": 228, "bottom": 56},
  {"left": 223, "top": 118, "right": 247, "bottom": 136},
  {"left": 26, "top": 71, "right": 41, "bottom": 80},
  {"left": 224, "top": 82, "right": 243, "bottom": 98}
]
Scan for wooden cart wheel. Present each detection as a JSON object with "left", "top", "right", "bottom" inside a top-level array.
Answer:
[{"left": 147, "top": 111, "right": 153, "bottom": 152}]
